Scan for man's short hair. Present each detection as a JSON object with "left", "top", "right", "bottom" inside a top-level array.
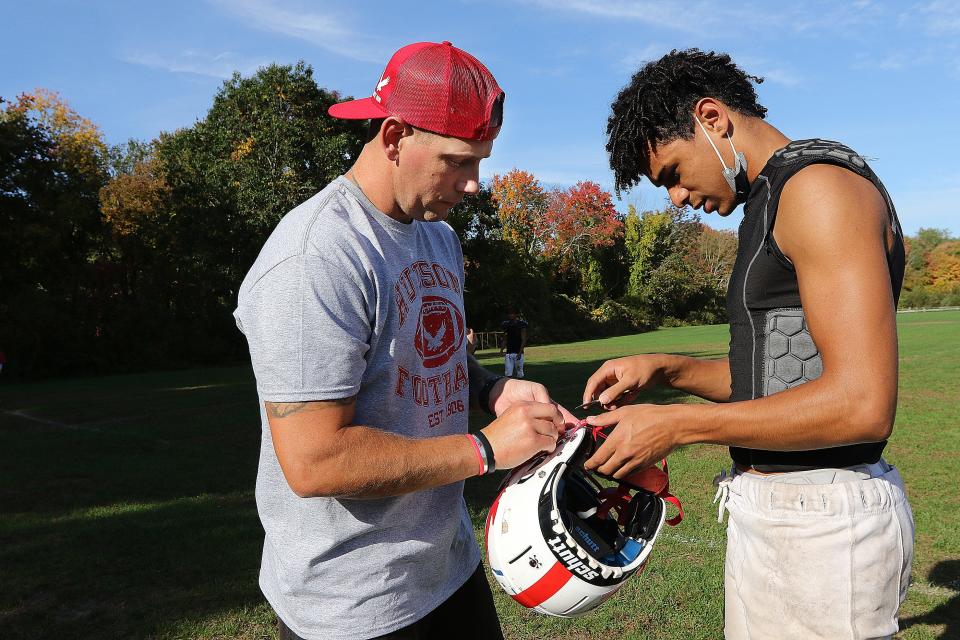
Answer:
[
  {"left": 366, "top": 118, "right": 385, "bottom": 143},
  {"left": 364, "top": 118, "right": 449, "bottom": 145},
  {"left": 606, "top": 48, "right": 767, "bottom": 195}
]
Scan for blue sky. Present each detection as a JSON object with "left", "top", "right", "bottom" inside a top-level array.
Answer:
[{"left": 3, "top": 0, "right": 959, "bottom": 234}]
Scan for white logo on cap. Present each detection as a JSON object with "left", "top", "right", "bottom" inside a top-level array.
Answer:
[{"left": 374, "top": 76, "right": 390, "bottom": 103}]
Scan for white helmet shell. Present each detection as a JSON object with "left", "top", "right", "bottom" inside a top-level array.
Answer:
[{"left": 485, "top": 427, "right": 667, "bottom": 618}]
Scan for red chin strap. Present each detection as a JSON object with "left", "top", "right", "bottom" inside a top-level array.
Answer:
[{"left": 574, "top": 420, "right": 684, "bottom": 527}]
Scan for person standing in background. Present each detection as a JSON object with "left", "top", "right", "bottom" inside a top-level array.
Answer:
[{"left": 500, "top": 309, "right": 527, "bottom": 379}]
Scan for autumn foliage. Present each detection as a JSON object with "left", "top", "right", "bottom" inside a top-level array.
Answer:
[
  {"left": 489, "top": 169, "right": 550, "bottom": 255},
  {"left": 544, "top": 181, "right": 622, "bottom": 264},
  {"left": 490, "top": 170, "right": 622, "bottom": 266},
  {"left": 3, "top": 70, "right": 957, "bottom": 377}
]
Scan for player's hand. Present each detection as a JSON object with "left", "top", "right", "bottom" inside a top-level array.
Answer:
[
  {"left": 582, "top": 355, "right": 666, "bottom": 409},
  {"left": 489, "top": 378, "right": 577, "bottom": 427},
  {"left": 582, "top": 404, "right": 680, "bottom": 478},
  {"left": 481, "top": 401, "right": 565, "bottom": 470}
]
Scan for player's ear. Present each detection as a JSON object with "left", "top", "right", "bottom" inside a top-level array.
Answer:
[{"left": 693, "top": 98, "right": 729, "bottom": 136}]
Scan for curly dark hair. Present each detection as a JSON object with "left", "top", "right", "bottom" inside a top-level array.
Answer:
[{"left": 606, "top": 49, "right": 767, "bottom": 195}]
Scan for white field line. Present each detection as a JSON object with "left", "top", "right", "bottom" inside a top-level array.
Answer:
[
  {"left": 0, "top": 400, "right": 258, "bottom": 446},
  {"left": 908, "top": 581, "right": 959, "bottom": 598},
  {"left": 1, "top": 400, "right": 256, "bottom": 429},
  {"left": 1, "top": 409, "right": 106, "bottom": 434},
  {"left": 661, "top": 529, "right": 725, "bottom": 548},
  {"left": 897, "top": 306, "right": 960, "bottom": 313}
]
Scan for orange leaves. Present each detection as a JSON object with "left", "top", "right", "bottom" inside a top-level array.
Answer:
[
  {"left": 230, "top": 136, "right": 255, "bottom": 161},
  {"left": 7, "top": 88, "right": 108, "bottom": 182},
  {"left": 544, "top": 181, "right": 623, "bottom": 265},
  {"left": 928, "top": 241, "right": 960, "bottom": 290},
  {"left": 489, "top": 169, "right": 550, "bottom": 255},
  {"left": 99, "top": 160, "right": 171, "bottom": 238},
  {"left": 489, "top": 170, "right": 623, "bottom": 268}
]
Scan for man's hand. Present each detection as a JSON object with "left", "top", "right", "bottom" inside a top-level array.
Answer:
[
  {"left": 583, "top": 355, "right": 667, "bottom": 409},
  {"left": 481, "top": 401, "right": 565, "bottom": 470},
  {"left": 582, "top": 404, "right": 681, "bottom": 479},
  {"left": 489, "top": 377, "right": 578, "bottom": 426}
]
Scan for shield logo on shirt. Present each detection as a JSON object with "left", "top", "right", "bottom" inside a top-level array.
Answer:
[{"left": 415, "top": 295, "right": 464, "bottom": 368}]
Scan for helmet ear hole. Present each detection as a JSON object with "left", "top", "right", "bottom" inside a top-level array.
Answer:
[
  {"left": 563, "top": 472, "right": 599, "bottom": 514},
  {"left": 623, "top": 490, "right": 664, "bottom": 541}
]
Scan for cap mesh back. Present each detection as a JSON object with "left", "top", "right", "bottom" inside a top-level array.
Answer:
[{"left": 390, "top": 44, "right": 504, "bottom": 140}]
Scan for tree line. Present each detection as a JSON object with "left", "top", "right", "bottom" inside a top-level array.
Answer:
[{"left": 1, "top": 63, "right": 956, "bottom": 377}]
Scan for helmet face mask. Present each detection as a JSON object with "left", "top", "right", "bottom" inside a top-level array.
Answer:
[{"left": 485, "top": 427, "right": 669, "bottom": 617}]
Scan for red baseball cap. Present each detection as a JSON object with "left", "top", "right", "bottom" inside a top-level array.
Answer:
[{"left": 328, "top": 41, "right": 504, "bottom": 141}]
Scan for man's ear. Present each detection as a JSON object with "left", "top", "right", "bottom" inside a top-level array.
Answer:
[
  {"left": 381, "top": 117, "right": 413, "bottom": 162},
  {"left": 693, "top": 98, "right": 731, "bottom": 136}
]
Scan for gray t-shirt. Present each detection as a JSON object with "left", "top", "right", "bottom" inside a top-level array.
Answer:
[{"left": 234, "top": 177, "right": 479, "bottom": 640}]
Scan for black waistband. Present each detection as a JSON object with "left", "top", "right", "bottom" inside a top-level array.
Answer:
[{"left": 729, "top": 441, "right": 886, "bottom": 470}]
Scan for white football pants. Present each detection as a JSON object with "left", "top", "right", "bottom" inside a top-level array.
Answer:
[{"left": 504, "top": 353, "right": 524, "bottom": 378}]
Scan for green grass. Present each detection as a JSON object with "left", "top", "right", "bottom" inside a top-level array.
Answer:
[{"left": 1, "top": 312, "right": 958, "bottom": 639}]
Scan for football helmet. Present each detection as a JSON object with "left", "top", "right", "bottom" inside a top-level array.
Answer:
[{"left": 485, "top": 426, "right": 681, "bottom": 617}]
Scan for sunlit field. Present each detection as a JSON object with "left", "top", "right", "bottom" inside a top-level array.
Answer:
[{"left": 1, "top": 312, "right": 957, "bottom": 639}]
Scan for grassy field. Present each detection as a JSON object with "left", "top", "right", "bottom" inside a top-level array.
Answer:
[{"left": 1, "top": 311, "right": 957, "bottom": 639}]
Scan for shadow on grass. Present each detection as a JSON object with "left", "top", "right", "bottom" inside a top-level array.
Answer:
[
  {"left": 0, "top": 491, "right": 265, "bottom": 639},
  {"left": 0, "top": 375, "right": 262, "bottom": 514},
  {"left": 0, "top": 353, "right": 714, "bottom": 639},
  {"left": 0, "top": 368, "right": 268, "bottom": 638},
  {"left": 899, "top": 559, "right": 960, "bottom": 639}
]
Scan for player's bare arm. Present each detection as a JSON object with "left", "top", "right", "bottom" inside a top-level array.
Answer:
[
  {"left": 266, "top": 394, "right": 564, "bottom": 499},
  {"left": 585, "top": 165, "right": 898, "bottom": 477},
  {"left": 583, "top": 354, "right": 732, "bottom": 408}
]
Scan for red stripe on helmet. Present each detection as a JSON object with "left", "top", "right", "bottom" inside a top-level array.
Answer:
[{"left": 511, "top": 562, "right": 574, "bottom": 608}]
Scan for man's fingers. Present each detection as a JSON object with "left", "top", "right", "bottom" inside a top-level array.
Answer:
[
  {"left": 527, "top": 383, "right": 551, "bottom": 404},
  {"left": 584, "top": 439, "right": 614, "bottom": 471},
  {"left": 597, "top": 379, "right": 634, "bottom": 406},
  {"left": 582, "top": 366, "right": 615, "bottom": 405},
  {"left": 531, "top": 416, "right": 562, "bottom": 438},
  {"left": 610, "top": 457, "right": 647, "bottom": 480},
  {"left": 537, "top": 432, "right": 560, "bottom": 453},
  {"left": 520, "top": 400, "right": 565, "bottom": 422},
  {"left": 556, "top": 403, "right": 577, "bottom": 429},
  {"left": 596, "top": 455, "right": 628, "bottom": 478},
  {"left": 585, "top": 409, "right": 621, "bottom": 427}
]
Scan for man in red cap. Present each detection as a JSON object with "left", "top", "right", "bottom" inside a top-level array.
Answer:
[{"left": 234, "top": 41, "right": 574, "bottom": 640}]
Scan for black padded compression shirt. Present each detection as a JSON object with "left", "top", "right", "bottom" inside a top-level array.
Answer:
[{"left": 726, "top": 139, "right": 905, "bottom": 469}]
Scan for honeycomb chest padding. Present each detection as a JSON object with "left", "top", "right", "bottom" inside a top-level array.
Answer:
[{"left": 763, "top": 308, "right": 822, "bottom": 395}]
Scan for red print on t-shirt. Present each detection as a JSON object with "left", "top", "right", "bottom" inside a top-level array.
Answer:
[
  {"left": 415, "top": 295, "right": 464, "bottom": 368},
  {"left": 394, "top": 261, "right": 468, "bottom": 426}
]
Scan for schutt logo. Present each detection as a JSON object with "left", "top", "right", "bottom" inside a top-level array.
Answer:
[{"left": 415, "top": 295, "right": 464, "bottom": 368}]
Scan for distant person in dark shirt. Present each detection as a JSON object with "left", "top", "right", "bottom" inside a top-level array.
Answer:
[{"left": 500, "top": 310, "right": 527, "bottom": 379}]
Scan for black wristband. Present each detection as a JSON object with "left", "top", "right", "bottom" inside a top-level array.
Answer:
[
  {"left": 478, "top": 375, "right": 504, "bottom": 416},
  {"left": 474, "top": 430, "right": 497, "bottom": 474}
]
